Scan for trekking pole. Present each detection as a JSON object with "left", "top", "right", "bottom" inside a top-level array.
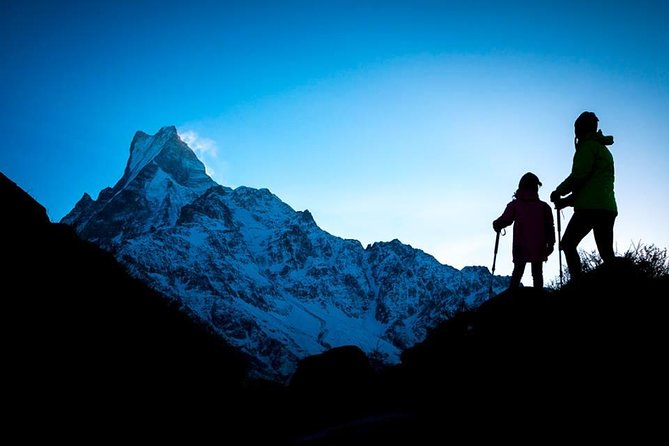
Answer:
[
  {"left": 489, "top": 230, "right": 501, "bottom": 298},
  {"left": 556, "top": 207, "right": 563, "bottom": 287}
]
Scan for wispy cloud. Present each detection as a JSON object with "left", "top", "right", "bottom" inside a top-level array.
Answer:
[
  {"left": 178, "top": 129, "right": 218, "bottom": 178},
  {"left": 179, "top": 130, "right": 218, "bottom": 157}
]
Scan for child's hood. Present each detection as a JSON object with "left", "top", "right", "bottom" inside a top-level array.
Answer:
[{"left": 515, "top": 189, "right": 540, "bottom": 201}]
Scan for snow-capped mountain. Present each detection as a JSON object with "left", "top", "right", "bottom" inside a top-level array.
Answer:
[{"left": 63, "top": 126, "right": 508, "bottom": 380}]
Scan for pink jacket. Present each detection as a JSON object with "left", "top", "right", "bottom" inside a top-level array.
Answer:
[{"left": 494, "top": 189, "right": 555, "bottom": 262}]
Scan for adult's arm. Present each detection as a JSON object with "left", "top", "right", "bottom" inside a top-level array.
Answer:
[{"left": 554, "top": 143, "right": 596, "bottom": 196}]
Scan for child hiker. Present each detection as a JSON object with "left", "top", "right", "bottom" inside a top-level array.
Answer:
[{"left": 493, "top": 172, "right": 556, "bottom": 289}]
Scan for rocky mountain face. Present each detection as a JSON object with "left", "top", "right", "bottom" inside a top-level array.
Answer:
[{"left": 63, "top": 126, "right": 507, "bottom": 379}]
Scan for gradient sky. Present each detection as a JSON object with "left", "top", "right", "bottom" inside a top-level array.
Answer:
[{"left": 2, "top": 0, "right": 668, "bottom": 283}]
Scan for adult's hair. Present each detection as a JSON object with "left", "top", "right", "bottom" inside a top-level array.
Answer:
[{"left": 574, "top": 111, "right": 599, "bottom": 140}]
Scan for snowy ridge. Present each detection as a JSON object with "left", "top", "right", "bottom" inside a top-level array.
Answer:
[{"left": 63, "top": 126, "right": 508, "bottom": 380}]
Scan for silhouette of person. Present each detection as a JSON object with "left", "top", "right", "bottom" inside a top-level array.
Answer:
[
  {"left": 550, "top": 111, "right": 617, "bottom": 280},
  {"left": 493, "top": 172, "right": 555, "bottom": 289}
]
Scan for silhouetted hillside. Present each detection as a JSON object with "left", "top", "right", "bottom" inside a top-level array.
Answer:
[
  {"left": 1, "top": 172, "right": 248, "bottom": 438},
  {"left": 280, "top": 255, "right": 668, "bottom": 443},
  {"left": 402, "top": 260, "right": 667, "bottom": 440}
]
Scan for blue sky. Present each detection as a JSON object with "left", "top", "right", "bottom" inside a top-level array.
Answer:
[{"left": 1, "top": 0, "right": 668, "bottom": 283}]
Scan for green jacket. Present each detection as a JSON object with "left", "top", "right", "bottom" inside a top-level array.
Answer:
[{"left": 555, "top": 130, "right": 617, "bottom": 212}]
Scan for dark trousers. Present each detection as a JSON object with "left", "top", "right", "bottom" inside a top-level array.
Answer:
[
  {"left": 560, "top": 209, "right": 617, "bottom": 279},
  {"left": 511, "top": 261, "right": 544, "bottom": 289}
]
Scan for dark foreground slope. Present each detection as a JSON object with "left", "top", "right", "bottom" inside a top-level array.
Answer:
[
  {"left": 1, "top": 173, "right": 248, "bottom": 438},
  {"left": 402, "top": 261, "right": 668, "bottom": 437},
  {"left": 283, "top": 257, "right": 669, "bottom": 443}
]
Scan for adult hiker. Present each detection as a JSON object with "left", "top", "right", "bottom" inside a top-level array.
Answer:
[
  {"left": 550, "top": 111, "right": 617, "bottom": 280},
  {"left": 493, "top": 172, "right": 555, "bottom": 289}
]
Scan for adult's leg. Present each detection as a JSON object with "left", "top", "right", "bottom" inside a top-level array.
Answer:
[
  {"left": 560, "top": 211, "right": 594, "bottom": 280},
  {"left": 593, "top": 210, "right": 617, "bottom": 263},
  {"left": 531, "top": 261, "right": 543, "bottom": 289},
  {"left": 510, "top": 261, "right": 526, "bottom": 289}
]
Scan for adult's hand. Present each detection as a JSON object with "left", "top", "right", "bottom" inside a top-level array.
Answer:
[
  {"left": 555, "top": 195, "right": 574, "bottom": 210},
  {"left": 550, "top": 190, "right": 560, "bottom": 203}
]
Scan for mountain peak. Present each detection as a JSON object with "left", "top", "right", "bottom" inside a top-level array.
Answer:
[
  {"left": 157, "top": 125, "right": 178, "bottom": 137},
  {"left": 117, "top": 125, "right": 215, "bottom": 196},
  {"left": 61, "top": 126, "right": 216, "bottom": 244},
  {"left": 126, "top": 125, "right": 180, "bottom": 178},
  {"left": 131, "top": 125, "right": 177, "bottom": 143}
]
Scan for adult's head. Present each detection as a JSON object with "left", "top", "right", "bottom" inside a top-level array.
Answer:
[
  {"left": 518, "top": 172, "right": 542, "bottom": 192},
  {"left": 574, "top": 111, "right": 599, "bottom": 140}
]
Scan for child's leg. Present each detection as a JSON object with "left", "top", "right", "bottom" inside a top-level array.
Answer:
[
  {"left": 510, "top": 261, "right": 526, "bottom": 288},
  {"left": 531, "top": 261, "right": 543, "bottom": 289}
]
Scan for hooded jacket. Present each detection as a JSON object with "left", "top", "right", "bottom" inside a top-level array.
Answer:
[
  {"left": 555, "top": 130, "right": 617, "bottom": 212},
  {"left": 494, "top": 189, "right": 555, "bottom": 263}
]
